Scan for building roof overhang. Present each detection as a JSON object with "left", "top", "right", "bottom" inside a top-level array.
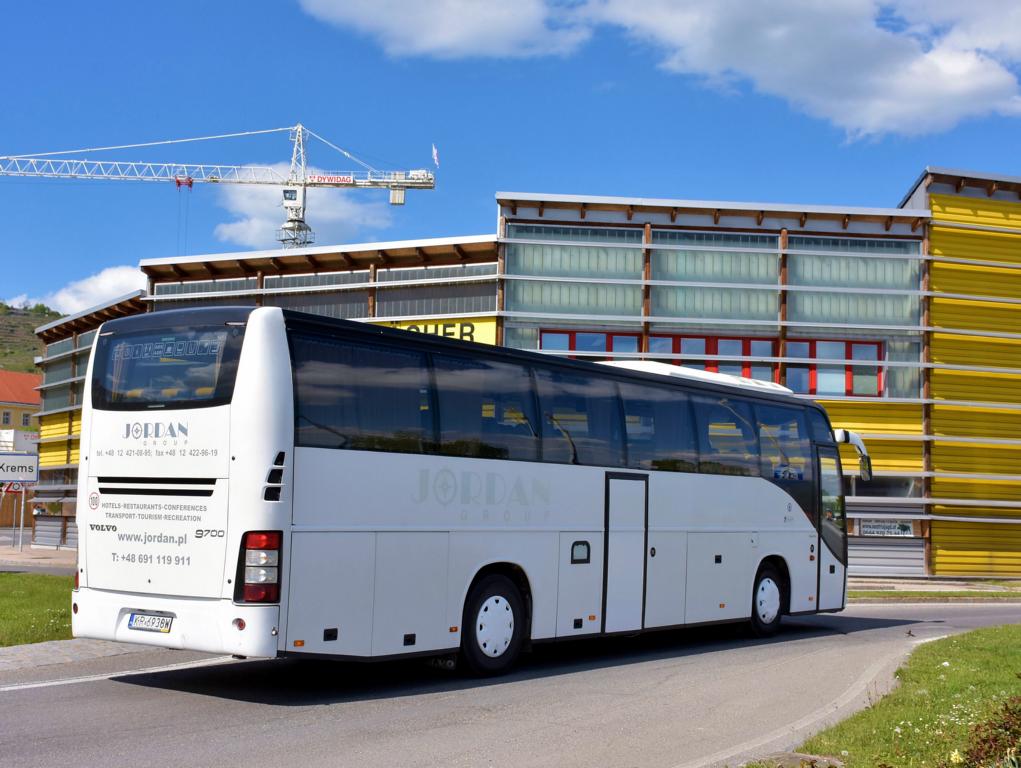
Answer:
[
  {"left": 139, "top": 234, "right": 499, "bottom": 284},
  {"left": 498, "top": 191, "right": 930, "bottom": 231},
  {"left": 898, "top": 166, "right": 1021, "bottom": 208},
  {"left": 35, "top": 290, "right": 148, "bottom": 343}
]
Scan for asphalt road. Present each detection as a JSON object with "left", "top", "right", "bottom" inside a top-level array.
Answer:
[{"left": 1, "top": 603, "right": 1018, "bottom": 768}]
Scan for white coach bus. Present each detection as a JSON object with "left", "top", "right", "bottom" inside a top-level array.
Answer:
[{"left": 72, "top": 306, "right": 871, "bottom": 674}]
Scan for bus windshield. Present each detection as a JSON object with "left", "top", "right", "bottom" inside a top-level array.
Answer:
[{"left": 91, "top": 323, "right": 245, "bottom": 410}]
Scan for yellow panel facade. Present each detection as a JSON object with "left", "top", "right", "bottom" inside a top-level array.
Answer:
[
  {"left": 839, "top": 439, "right": 923, "bottom": 472},
  {"left": 817, "top": 401, "right": 922, "bottom": 435},
  {"left": 930, "top": 227, "right": 1021, "bottom": 266},
  {"left": 932, "top": 478, "right": 1021, "bottom": 501},
  {"left": 931, "top": 297, "right": 1020, "bottom": 334},
  {"left": 71, "top": 411, "right": 82, "bottom": 434},
  {"left": 38, "top": 413, "right": 70, "bottom": 440},
  {"left": 931, "top": 333, "right": 1021, "bottom": 369},
  {"left": 931, "top": 369, "right": 1021, "bottom": 404},
  {"left": 931, "top": 405, "right": 1021, "bottom": 440},
  {"left": 38, "top": 440, "right": 69, "bottom": 467},
  {"left": 930, "top": 194, "right": 1021, "bottom": 231},
  {"left": 931, "top": 261, "right": 1021, "bottom": 301},
  {"left": 932, "top": 441, "right": 1021, "bottom": 475},
  {"left": 69, "top": 440, "right": 80, "bottom": 464},
  {"left": 931, "top": 519, "right": 1021, "bottom": 575}
]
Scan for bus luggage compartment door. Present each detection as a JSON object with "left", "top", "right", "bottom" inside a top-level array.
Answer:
[{"left": 602, "top": 473, "right": 648, "bottom": 634}]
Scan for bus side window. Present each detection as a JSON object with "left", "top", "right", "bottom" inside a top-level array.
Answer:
[
  {"left": 620, "top": 383, "right": 697, "bottom": 472},
  {"left": 292, "top": 333, "right": 433, "bottom": 454},
  {"left": 535, "top": 368, "right": 624, "bottom": 467},
  {"left": 432, "top": 353, "right": 539, "bottom": 461},
  {"left": 807, "top": 408, "right": 834, "bottom": 444},
  {"left": 754, "top": 403, "right": 814, "bottom": 518},
  {"left": 692, "top": 395, "right": 759, "bottom": 476}
]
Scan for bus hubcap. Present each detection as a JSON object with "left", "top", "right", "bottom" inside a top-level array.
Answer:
[
  {"left": 756, "top": 577, "right": 781, "bottom": 624},
  {"left": 476, "top": 595, "right": 514, "bottom": 658}
]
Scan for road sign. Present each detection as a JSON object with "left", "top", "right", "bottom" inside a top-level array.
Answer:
[{"left": 0, "top": 453, "right": 39, "bottom": 483}]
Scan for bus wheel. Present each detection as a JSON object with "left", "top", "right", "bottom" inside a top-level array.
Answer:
[
  {"left": 461, "top": 574, "right": 525, "bottom": 676},
  {"left": 750, "top": 564, "right": 784, "bottom": 637}
]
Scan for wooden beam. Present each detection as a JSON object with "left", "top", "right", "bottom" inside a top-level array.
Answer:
[
  {"left": 988, "top": 181, "right": 998, "bottom": 197},
  {"left": 234, "top": 260, "right": 255, "bottom": 277},
  {"left": 202, "top": 261, "right": 220, "bottom": 277},
  {"left": 168, "top": 263, "right": 187, "bottom": 279},
  {"left": 269, "top": 257, "right": 285, "bottom": 272},
  {"left": 510, "top": 202, "right": 517, "bottom": 216},
  {"left": 670, "top": 207, "right": 678, "bottom": 223},
  {"left": 626, "top": 205, "right": 634, "bottom": 222},
  {"left": 415, "top": 247, "right": 431, "bottom": 265},
  {"left": 884, "top": 216, "right": 893, "bottom": 232},
  {"left": 911, "top": 217, "right": 922, "bottom": 232},
  {"left": 537, "top": 201, "right": 544, "bottom": 218},
  {"left": 799, "top": 212, "right": 807, "bottom": 228},
  {"left": 453, "top": 244, "right": 469, "bottom": 263},
  {"left": 713, "top": 209, "right": 720, "bottom": 225},
  {"left": 377, "top": 249, "right": 391, "bottom": 265},
  {"left": 579, "top": 202, "right": 587, "bottom": 220},
  {"left": 756, "top": 211, "right": 764, "bottom": 226},
  {"left": 841, "top": 214, "right": 850, "bottom": 230},
  {"left": 304, "top": 254, "right": 321, "bottom": 271},
  {"left": 956, "top": 177, "right": 967, "bottom": 193}
]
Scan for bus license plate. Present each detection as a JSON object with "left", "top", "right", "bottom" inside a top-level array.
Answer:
[{"left": 128, "top": 613, "right": 173, "bottom": 633}]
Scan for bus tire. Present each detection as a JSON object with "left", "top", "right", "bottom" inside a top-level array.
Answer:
[
  {"left": 461, "top": 574, "right": 525, "bottom": 676},
  {"left": 750, "top": 563, "right": 784, "bottom": 637}
]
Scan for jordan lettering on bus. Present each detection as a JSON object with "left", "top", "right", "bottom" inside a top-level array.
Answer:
[
  {"left": 413, "top": 468, "right": 551, "bottom": 508},
  {"left": 122, "top": 422, "right": 189, "bottom": 440}
]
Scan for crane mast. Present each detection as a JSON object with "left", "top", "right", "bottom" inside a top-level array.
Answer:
[{"left": 0, "top": 123, "right": 435, "bottom": 248}]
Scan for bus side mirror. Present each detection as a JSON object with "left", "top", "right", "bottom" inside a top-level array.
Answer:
[{"left": 859, "top": 455, "right": 873, "bottom": 482}]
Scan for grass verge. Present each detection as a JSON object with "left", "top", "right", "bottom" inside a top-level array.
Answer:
[
  {"left": 0, "top": 573, "right": 73, "bottom": 647},
  {"left": 794, "top": 624, "right": 1021, "bottom": 767},
  {"left": 848, "top": 591, "right": 1021, "bottom": 601}
]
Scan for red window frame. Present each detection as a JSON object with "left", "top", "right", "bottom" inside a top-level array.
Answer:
[
  {"left": 786, "top": 339, "right": 884, "bottom": 397},
  {"left": 649, "top": 334, "right": 779, "bottom": 382},
  {"left": 540, "top": 330, "right": 884, "bottom": 396},
  {"left": 539, "top": 330, "right": 642, "bottom": 360}
]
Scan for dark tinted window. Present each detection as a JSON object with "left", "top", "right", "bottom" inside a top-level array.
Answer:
[
  {"left": 692, "top": 395, "right": 759, "bottom": 476},
  {"left": 620, "top": 383, "right": 697, "bottom": 472},
  {"left": 92, "top": 324, "right": 244, "bottom": 410},
  {"left": 756, "top": 403, "right": 814, "bottom": 517},
  {"left": 807, "top": 408, "right": 834, "bottom": 443},
  {"left": 433, "top": 354, "right": 539, "bottom": 460},
  {"left": 291, "top": 332, "right": 433, "bottom": 453},
  {"left": 536, "top": 369, "right": 623, "bottom": 466}
]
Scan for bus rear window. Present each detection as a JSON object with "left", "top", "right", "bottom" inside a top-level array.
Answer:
[{"left": 92, "top": 324, "right": 245, "bottom": 410}]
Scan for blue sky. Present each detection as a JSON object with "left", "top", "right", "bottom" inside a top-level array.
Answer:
[{"left": 3, "top": 0, "right": 1021, "bottom": 312}]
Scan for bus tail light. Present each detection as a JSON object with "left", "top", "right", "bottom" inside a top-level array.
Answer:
[{"left": 236, "top": 531, "right": 282, "bottom": 603}]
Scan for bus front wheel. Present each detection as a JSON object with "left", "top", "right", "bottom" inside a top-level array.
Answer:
[
  {"left": 750, "top": 564, "right": 784, "bottom": 637},
  {"left": 461, "top": 574, "right": 525, "bottom": 675}
]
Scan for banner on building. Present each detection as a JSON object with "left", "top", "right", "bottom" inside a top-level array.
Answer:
[{"left": 373, "top": 316, "right": 496, "bottom": 345}]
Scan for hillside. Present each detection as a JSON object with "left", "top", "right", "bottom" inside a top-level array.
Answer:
[{"left": 0, "top": 304, "right": 61, "bottom": 373}]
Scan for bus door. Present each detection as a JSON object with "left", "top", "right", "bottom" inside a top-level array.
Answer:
[
  {"left": 816, "top": 446, "right": 847, "bottom": 610},
  {"left": 602, "top": 473, "right": 648, "bottom": 633}
]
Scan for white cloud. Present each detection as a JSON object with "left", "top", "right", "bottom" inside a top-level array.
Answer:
[
  {"left": 7, "top": 266, "right": 146, "bottom": 315},
  {"left": 297, "top": 0, "right": 589, "bottom": 58},
  {"left": 587, "top": 0, "right": 1021, "bottom": 137},
  {"left": 298, "top": 0, "right": 1021, "bottom": 137},
  {"left": 213, "top": 162, "right": 394, "bottom": 249}
]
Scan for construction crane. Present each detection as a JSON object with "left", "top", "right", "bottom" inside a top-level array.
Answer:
[{"left": 0, "top": 124, "right": 435, "bottom": 247}]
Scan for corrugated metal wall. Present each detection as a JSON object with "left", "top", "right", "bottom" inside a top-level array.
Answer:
[{"left": 929, "top": 192, "right": 1021, "bottom": 575}]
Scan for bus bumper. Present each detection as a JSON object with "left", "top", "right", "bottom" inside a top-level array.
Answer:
[{"left": 71, "top": 587, "right": 281, "bottom": 658}]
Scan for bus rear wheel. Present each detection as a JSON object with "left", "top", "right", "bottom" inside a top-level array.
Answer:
[
  {"left": 461, "top": 574, "right": 525, "bottom": 676},
  {"left": 750, "top": 564, "right": 784, "bottom": 637}
]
